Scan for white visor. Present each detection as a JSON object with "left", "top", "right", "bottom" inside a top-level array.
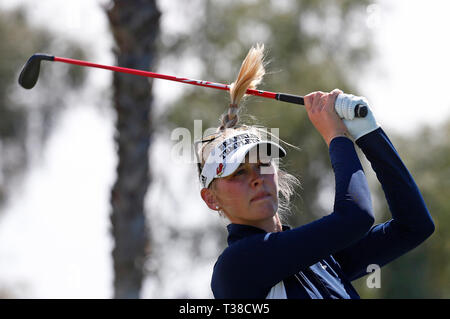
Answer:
[{"left": 199, "top": 130, "right": 286, "bottom": 188}]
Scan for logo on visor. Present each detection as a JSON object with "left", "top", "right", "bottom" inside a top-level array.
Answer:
[
  {"left": 216, "top": 163, "right": 224, "bottom": 176},
  {"left": 219, "top": 133, "right": 260, "bottom": 160},
  {"left": 200, "top": 174, "right": 207, "bottom": 187}
]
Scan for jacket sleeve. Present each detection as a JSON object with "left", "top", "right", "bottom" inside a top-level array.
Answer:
[
  {"left": 333, "top": 128, "right": 435, "bottom": 281},
  {"left": 212, "top": 136, "right": 375, "bottom": 298}
]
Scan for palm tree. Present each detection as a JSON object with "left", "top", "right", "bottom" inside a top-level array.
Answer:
[{"left": 106, "top": 0, "right": 160, "bottom": 299}]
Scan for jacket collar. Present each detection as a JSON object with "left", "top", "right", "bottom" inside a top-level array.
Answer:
[{"left": 226, "top": 223, "right": 290, "bottom": 245}]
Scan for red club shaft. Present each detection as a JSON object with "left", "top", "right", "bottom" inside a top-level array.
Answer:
[
  {"left": 20, "top": 53, "right": 372, "bottom": 116},
  {"left": 54, "top": 56, "right": 278, "bottom": 100}
]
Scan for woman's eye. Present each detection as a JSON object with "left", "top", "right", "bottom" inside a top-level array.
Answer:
[{"left": 235, "top": 169, "right": 245, "bottom": 175}]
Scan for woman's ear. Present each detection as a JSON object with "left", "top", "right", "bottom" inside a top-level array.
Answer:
[{"left": 201, "top": 188, "right": 220, "bottom": 211}]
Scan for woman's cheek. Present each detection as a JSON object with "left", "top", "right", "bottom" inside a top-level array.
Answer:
[{"left": 221, "top": 181, "right": 246, "bottom": 202}]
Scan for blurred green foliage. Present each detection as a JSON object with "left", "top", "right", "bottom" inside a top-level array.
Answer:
[
  {"left": 158, "top": 0, "right": 448, "bottom": 298},
  {"left": 0, "top": 7, "right": 86, "bottom": 210}
]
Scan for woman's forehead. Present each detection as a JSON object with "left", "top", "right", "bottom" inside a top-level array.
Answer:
[
  {"left": 240, "top": 153, "right": 276, "bottom": 171},
  {"left": 242, "top": 151, "right": 272, "bottom": 164}
]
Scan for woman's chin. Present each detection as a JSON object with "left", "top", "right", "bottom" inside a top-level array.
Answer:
[{"left": 250, "top": 201, "right": 278, "bottom": 217}]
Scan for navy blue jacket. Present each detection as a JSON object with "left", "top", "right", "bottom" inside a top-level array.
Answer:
[{"left": 211, "top": 128, "right": 435, "bottom": 299}]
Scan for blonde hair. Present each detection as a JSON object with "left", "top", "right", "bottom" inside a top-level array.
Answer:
[
  {"left": 196, "top": 44, "right": 300, "bottom": 219},
  {"left": 219, "top": 43, "right": 265, "bottom": 130}
]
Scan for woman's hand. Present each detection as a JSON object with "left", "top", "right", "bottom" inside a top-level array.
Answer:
[
  {"left": 304, "top": 89, "right": 349, "bottom": 146},
  {"left": 335, "top": 93, "right": 380, "bottom": 140}
]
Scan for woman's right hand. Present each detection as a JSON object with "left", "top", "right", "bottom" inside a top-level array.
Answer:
[{"left": 304, "top": 89, "right": 349, "bottom": 146}]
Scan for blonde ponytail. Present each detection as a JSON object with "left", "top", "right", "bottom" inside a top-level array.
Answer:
[{"left": 219, "top": 43, "right": 266, "bottom": 130}]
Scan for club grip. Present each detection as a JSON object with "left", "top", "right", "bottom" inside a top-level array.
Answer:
[
  {"left": 276, "top": 93, "right": 304, "bottom": 106},
  {"left": 276, "top": 93, "right": 367, "bottom": 118},
  {"left": 354, "top": 104, "right": 368, "bottom": 118}
]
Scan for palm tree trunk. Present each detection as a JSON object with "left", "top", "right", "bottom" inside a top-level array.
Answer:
[{"left": 106, "top": 0, "right": 160, "bottom": 299}]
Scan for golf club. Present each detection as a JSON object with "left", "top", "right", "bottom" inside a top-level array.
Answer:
[{"left": 18, "top": 53, "right": 368, "bottom": 118}]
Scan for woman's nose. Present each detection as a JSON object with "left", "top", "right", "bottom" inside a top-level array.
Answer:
[{"left": 249, "top": 165, "right": 263, "bottom": 186}]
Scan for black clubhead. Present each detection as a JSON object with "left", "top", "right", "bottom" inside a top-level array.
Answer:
[{"left": 18, "top": 54, "right": 54, "bottom": 89}]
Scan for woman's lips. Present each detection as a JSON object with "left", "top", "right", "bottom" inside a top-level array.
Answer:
[{"left": 251, "top": 192, "right": 271, "bottom": 202}]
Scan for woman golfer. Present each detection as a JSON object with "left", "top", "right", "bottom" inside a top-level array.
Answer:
[{"left": 196, "top": 45, "right": 434, "bottom": 298}]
